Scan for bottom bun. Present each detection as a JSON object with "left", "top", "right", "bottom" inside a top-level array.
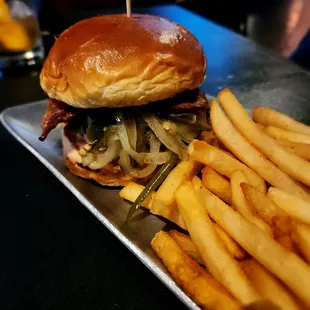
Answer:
[
  {"left": 66, "top": 158, "right": 137, "bottom": 187},
  {"left": 63, "top": 129, "right": 156, "bottom": 187}
]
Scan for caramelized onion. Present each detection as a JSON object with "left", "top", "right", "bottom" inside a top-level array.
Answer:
[
  {"left": 88, "top": 140, "right": 121, "bottom": 170},
  {"left": 143, "top": 113, "right": 187, "bottom": 160}
]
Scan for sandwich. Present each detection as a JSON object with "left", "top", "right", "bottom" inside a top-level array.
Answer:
[{"left": 39, "top": 14, "right": 208, "bottom": 187}]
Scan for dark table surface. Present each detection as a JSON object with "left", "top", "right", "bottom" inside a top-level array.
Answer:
[{"left": 1, "top": 4, "right": 310, "bottom": 310}]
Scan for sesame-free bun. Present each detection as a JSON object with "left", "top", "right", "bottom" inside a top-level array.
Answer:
[{"left": 40, "top": 14, "right": 206, "bottom": 109}]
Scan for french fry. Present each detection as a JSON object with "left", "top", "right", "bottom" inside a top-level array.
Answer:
[
  {"left": 218, "top": 88, "right": 310, "bottom": 188},
  {"left": 272, "top": 139, "right": 310, "bottom": 161},
  {"left": 176, "top": 181, "right": 260, "bottom": 305},
  {"left": 170, "top": 226, "right": 247, "bottom": 263},
  {"left": 121, "top": 182, "right": 247, "bottom": 259},
  {"left": 151, "top": 231, "right": 241, "bottom": 310},
  {"left": 120, "top": 182, "right": 154, "bottom": 209},
  {"left": 188, "top": 140, "right": 267, "bottom": 194},
  {"left": 212, "top": 222, "right": 247, "bottom": 261},
  {"left": 192, "top": 178, "right": 310, "bottom": 307},
  {"left": 240, "top": 259, "right": 300, "bottom": 310},
  {"left": 252, "top": 106, "right": 310, "bottom": 135},
  {"left": 271, "top": 216, "right": 298, "bottom": 254},
  {"left": 231, "top": 171, "right": 273, "bottom": 236},
  {"left": 151, "top": 159, "right": 202, "bottom": 219},
  {"left": 169, "top": 230, "right": 204, "bottom": 265},
  {"left": 291, "top": 222, "right": 310, "bottom": 264},
  {"left": 264, "top": 126, "right": 310, "bottom": 144},
  {"left": 210, "top": 99, "right": 310, "bottom": 201},
  {"left": 242, "top": 301, "right": 281, "bottom": 310},
  {"left": 202, "top": 167, "right": 231, "bottom": 204},
  {"left": 241, "top": 183, "right": 286, "bottom": 226},
  {"left": 267, "top": 187, "right": 310, "bottom": 225},
  {"left": 119, "top": 182, "right": 186, "bottom": 229}
]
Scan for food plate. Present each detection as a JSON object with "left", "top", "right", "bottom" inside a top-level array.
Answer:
[{"left": 0, "top": 100, "right": 201, "bottom": 310}]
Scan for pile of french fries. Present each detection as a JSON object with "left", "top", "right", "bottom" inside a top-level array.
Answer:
[{"left": 120, "top": 88, "right": 310, "bottom": 310}]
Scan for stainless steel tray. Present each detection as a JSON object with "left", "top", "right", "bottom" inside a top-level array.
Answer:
[{"left": 0, "top": 100, "right": 200, "bottom": 310}]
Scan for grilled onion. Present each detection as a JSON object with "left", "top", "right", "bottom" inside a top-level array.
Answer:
[{"left": 143, "top": 113, "right": 188, "bottom": 160}]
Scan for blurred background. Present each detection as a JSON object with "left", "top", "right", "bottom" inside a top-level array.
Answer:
[{"left": 0, "top": 0, "right": 309, "bottom": 76}]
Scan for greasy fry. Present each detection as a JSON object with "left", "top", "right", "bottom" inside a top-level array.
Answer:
[
  {"left": 210, "top": 99, "right": 310, "bottom": 201},
  {"left": 291, "top": 222, "right": 310, "bottom": 264},
  {"left": 193, "top": 178, "right": 310, "bottom": 307},
  {"left": 120, "top": 182, "right": 154, "bottom": 209},
  {"left": 152, "top": 159, "right": 202, "bottom": 219},
  {"left": 218, "top": 88, "right": 310, "bottom": 188},
  {"left": 267, "top": 187, "right": 310, "bottom": 225},
  {"left": 272, "top": 216, "right": 298, "bottom": 254},
  {"left": 242, "top": 301, "right": 281, "bottom": 310},
  {"left": 188, "top": 140, "right": 266, "bottom": 194},
  {"left": 230, "top": 171, "right": 272, "bottom": 236},
  {"left": 202, "top": 167, "right": 231, "bottom": 204},
  {"left": 170, "top": 226, "right": 247, "bottom": 263},
  {"left": 169, "top": 230, "right": 204, "bottom": 265},
  {"left": 151, "top": 231, "right": 241, "bottom": 310},
  {"left": 212, "top": 222, "right": 247, "bottom": 261},
  {"left": 121, "top": 182, "right": 247, "bottom": 259},
  {"left": 240, "top": 260, "right": 300, "bottom": 310},
  {"left": 272, "top": 139, "right": 310, "bottom": 161},
  {"left": 119, "top": 182, "right": 186, "bottom": 229},
  {"left": 264, "top": 126, "right": 310, "bottom": 144},
  {"left": 252, "top": 106, "right": 310, "bottom": 135},
  {"left": 176, "top": 181, "right": 260, "bottom": 304},
  {"left": 241, "top": 183, "right": 286, "bottom": 226}
]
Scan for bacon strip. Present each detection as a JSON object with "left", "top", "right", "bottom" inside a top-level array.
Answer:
[
  {"left": 171, "top": 89, "right": 208, "bottom": 112},
  {"left": 39, "top": 99, "right": 79, "bottom": 141},
  {"left": 39, "top": 89, "right": 208, "bottom": 141}
]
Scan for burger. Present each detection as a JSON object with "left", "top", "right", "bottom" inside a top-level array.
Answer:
[{"left": 39, "top": 14, "right": 208, "bottom": 187}]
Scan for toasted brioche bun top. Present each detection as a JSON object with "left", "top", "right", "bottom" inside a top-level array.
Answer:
[{"left": 40, "top": 14, "right": 206, "bottom": 109}]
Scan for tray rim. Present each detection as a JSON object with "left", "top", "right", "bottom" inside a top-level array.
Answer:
[{"left": 0, "top": 100, "right": 201, "bottom": 310}]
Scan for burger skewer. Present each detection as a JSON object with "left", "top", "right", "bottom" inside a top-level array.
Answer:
[
  {"left": 126, "top": 153, "right": 178, "bottom": 222},
  {"left": 126, "top": 0, "right": 131, "bottom": 17}
]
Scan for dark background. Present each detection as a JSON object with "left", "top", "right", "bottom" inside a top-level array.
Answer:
[{"left": 1, "top": 2, "right": 310, "bottom": 310}]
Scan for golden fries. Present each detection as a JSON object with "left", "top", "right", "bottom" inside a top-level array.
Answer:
[
  {"left": 120, "top": 182, "right": 154, "bottom": 209},
  {"left": 119, "top": 182, "right": 186, "bottom": 229},
  {"left": 210, "top": 99, "right": 310, "bottom": 201},
  {"left": 152, "top": 159, "right": 202, "bottom": 219},
  {"left": 193, "top": 178, "right": 310, "bottom": 307},
  {"left": 151, "top": 231, "right": 241, "bottom": 310},
  {"left": 252, "top": 106, "right": 310, "bottom": 135},
  {"left": 218, "top": 88, "right": 310, "bottom": 188},
  {"left": 176, "top": 181, "right": 260, "bottom": 304},
  {"left": 272, "top": 139, "right": 310, "bottom": 161},
  {"left": 240, "top": 259, "right": 300, "bottom": 310},
  {"left": 230, "top": 171, "right": 272, "bottom": 235},
  {"left": 267, "top": 187, "right": 310, "bottom": 225},
  {"left": 264, "top": 126, "right": 310, "bottom": 144},
  {"left": 170, "top": 226, "right": 247, "bottom": 263},
  {"left": 202, "top": 167, "right": 231, "bottom": 204},
  {"left": 169, "top": 230, "right": 204, "bottom": 265},
  {"left": 121, "top": 182, "right": 247, "bottom": 259},
  {"left": 212, "top": 222, "right": 247, "bottom": 261},
  {"left": 241, "top": 183, "right": 286, "bottom": 225},
  {"left": 188, "top": 140, "right": 267, "bottom": 194},
  {"left": 271, "top": 216, "right": 298, "bottom": 253},
  {"left": 119, "top": 88, "right": 310, "bottom": 309},
  {"left": 291, "top": 222, "right": 310, "bottom": 264},
  {"left": 242, "top": 301, "right": 282, "bottom": 310}
]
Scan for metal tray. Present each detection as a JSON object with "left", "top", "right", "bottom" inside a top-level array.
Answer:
[{"left": 0, "top": 100, "right": 200, "bottom": 310}]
